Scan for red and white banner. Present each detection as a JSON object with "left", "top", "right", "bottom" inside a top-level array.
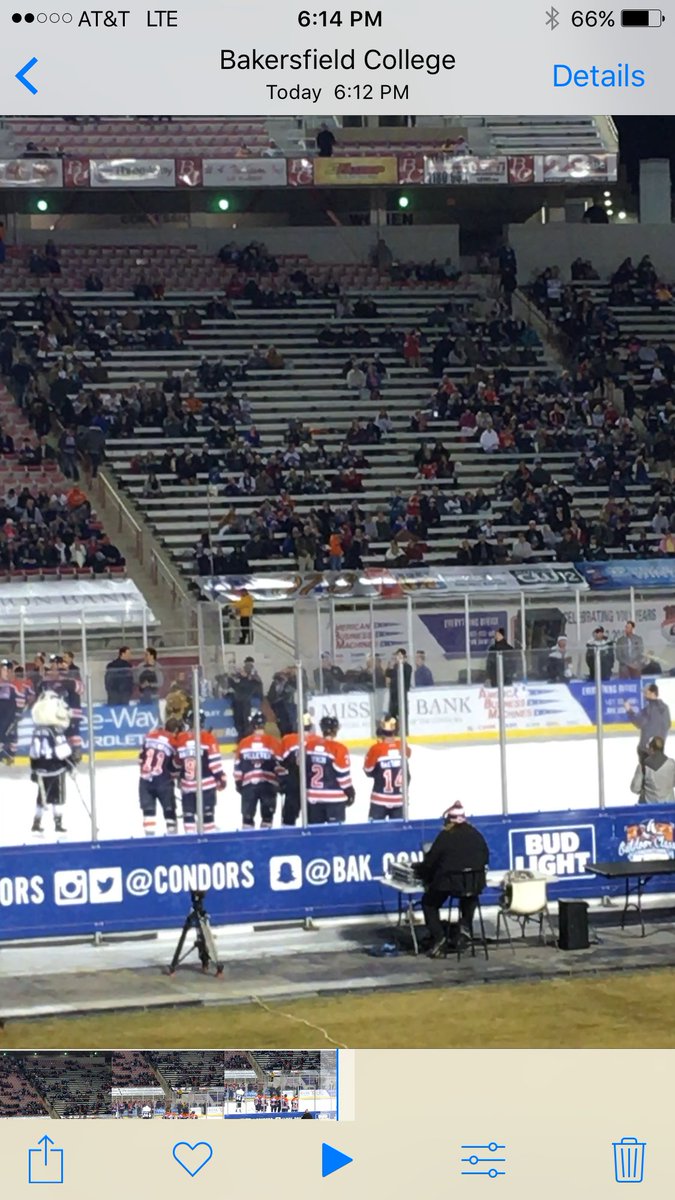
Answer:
[
  {"left": 423, "top": 155, "right": 509, "bottom": 185},
  {"left": 398, "top": 154, "right": 425, "bottom": 185},
  {"left": 287, "top": 157, "right": 314, "bottom": 186},
  {"left": 202, "top": 157, "right": 287, "bottom": 187},
  {"left": 0, "top": 151, "right": 618, "bottom": 189},
  {"left": 89, "top": 158, "right": 177, "bottom": 188},
  {"left": 507, "top": 155, "right": 536, "bottom": 184},
  {"left": 0, "top": 158, "right": 63, "bottom": 187},
  {"left": 63, "top": 157, "right": 91, "bottom": 188},
  {"left": 176, "top": 158, "right": 203, "bottom": 188}
]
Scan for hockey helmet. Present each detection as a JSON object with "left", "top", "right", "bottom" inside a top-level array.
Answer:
[
  {"left": 32, "top": 689, "right": 71, "bottom": 731},
  {"left": 377, "top": 715, "right": 399, "bottom": 738},
  {"left": 319, "top": 715, "right": 340, "bottom": 738},
  {"left": 184, "top": 704, "right": 206, "bottom": 729},
  {"left": 248, "top": 711, "right": 266, "bottom": 733}
]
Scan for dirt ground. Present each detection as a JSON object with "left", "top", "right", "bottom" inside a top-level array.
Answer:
[{"left": 3, "top": 969, "right": 675, "bottom": 1049}]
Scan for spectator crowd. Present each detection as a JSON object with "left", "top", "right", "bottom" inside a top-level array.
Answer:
[{"left": 3, "top": 246, "right": 675, "bottom": 581}]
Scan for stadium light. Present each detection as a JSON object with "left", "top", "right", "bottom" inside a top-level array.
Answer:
[
  {"left": 607, "top": 209, "right": 614, "bottom": 217},
  {"left": 216, "top": 197, "right": 230, "bottom": 212},
  {"left": 35, "top": 198, "right": 49, "bottom": 213},
  {"left": 603, "top": 190, "right": 611, "bottom": 198},
  {"left": 618, "top": 210, "right": 627, "bottom": 220},
  {"left": 398, "top": 195, "right": 410, "bottom": 209},
  {"left": 604, "top": 198, "right": 612, "bottom": 207}
]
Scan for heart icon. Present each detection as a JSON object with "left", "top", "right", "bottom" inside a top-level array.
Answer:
[{"left": 172, "top": 1141, "right": 214, "bottom": 1177}]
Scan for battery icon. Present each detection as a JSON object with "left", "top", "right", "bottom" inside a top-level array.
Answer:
[{"left": 621, "top": 8, "right": 665, "bottom": 23}]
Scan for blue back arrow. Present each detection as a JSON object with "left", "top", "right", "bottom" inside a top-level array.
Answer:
[
  {"left": 16, "top": 57, "right": 38, "bottom": 95},
  {"left": 322, "top": 1143, "right": 353, "bottom": 1178}
]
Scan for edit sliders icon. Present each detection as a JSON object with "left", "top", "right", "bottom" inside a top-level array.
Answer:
[{"left": 461, "top": 1142, "right": 507, "bottom": 1178}]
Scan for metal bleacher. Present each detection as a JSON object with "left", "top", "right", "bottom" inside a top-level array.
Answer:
[
  {"left": 6, "top": 117, "right": 272, "bottom": 158},
  {"left": 1, "top": 250, "right": 664, "bottom": 588}
]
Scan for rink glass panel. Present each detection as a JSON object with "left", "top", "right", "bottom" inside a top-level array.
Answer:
[{"left": 1, "top": 585, "right": 669, "bottom": 846}]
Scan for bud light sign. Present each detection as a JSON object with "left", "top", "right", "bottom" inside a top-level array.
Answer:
[{"left": 509, "top": 824, "right": 596, "bottom": 879}]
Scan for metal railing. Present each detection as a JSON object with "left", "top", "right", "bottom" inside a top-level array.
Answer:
[{"left": 95, "top": 471, "right": 144, "bottom": 565}]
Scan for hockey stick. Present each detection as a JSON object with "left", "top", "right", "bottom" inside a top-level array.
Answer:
[
  {"left": 36, "top": 774, "right": 48, "bottom": 811},
  {"left": 67, "top": 767, "right": 92, "bottom": 819}
]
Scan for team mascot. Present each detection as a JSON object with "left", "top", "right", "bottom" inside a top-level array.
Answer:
[
  {"left": 29, "top": 689, "right": 73, "bottom": 835},
  {"left": 165, "top": 684, "right": 191, "bottom": 727}
]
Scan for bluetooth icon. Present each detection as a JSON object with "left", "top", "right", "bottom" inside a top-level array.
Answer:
[{"left": 546, "top": 6, "right": 560, "bottom": 28}]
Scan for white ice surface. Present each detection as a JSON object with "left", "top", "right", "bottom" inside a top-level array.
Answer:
[{"left": 0, "top": 734, "right": 643, "bottom": 847}]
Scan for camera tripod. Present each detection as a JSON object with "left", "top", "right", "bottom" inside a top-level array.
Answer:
[{"left": 166, "top": 890, "right": 224, "bottom": 977}]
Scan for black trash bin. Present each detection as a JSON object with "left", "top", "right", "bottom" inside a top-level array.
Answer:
[{"left": 557, "top": 900, "right": 590, "bottom": 950}]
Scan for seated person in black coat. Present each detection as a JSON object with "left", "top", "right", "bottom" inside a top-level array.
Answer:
[{"left": 415, "top": 801, "right": 490, "bottom": 957}]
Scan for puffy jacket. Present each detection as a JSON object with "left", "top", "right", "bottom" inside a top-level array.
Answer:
[{"left": 630, "top": 750, "right": 675, "bottom": 803}]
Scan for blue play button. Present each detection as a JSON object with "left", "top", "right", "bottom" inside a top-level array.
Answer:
[{"left": 322, "top": 1143, "right": 353, "bottom": 1178}]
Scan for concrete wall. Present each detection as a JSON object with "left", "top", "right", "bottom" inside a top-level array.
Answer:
[
  {"left": 16, "top": 219, "right": 460, "bottom": 264},
  {"left": 508, "top": 222, "right": 675, "bottom": 282}
]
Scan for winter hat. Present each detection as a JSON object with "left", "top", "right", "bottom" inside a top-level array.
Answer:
[{"left": 444, "top": 801, "right": 466, "bottom": 825}]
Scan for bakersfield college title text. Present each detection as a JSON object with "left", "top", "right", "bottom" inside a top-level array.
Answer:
[{"left": 220, "top": 48, "right": 456, "bottom": 75}]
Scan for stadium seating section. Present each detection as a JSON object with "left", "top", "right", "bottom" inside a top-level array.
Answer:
[
  {"left": 2, "top": 238, "right": 673, "bottom": 589},
  {"left": 3, "top": 115, "right": 614, "bottom": 157},
  {"left": 3, "top": 1054, "right": 112, "bottom": 1117},
  {"left": 146, "top": 1050, "right": 231, "bottom": 1089}
]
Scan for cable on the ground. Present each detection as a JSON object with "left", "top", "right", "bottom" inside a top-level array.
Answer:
[{"left": 250, "top": 995, "right": 348, "bottom": 1049}]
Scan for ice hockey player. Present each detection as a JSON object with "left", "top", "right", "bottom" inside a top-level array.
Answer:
[
  {"left": 61, "top": 650, "right": 85, "bottom": 762},
  {"left": 305, "top": 715, "right": 354, "bottom": 824},
  {"left": 279, "top": 713, "right": 314, "bottom": 826},
  {"left": 13, "top": 664, "right": 36, "bottom": 712},
  {"left": 363, "top": 715, "right": 411, "bottom": 820},
  {"left": 29, "top": 689, "right": 74, "bottom": 834},
  {"left": 173, "top": 706, "right": 226, "bottom": 834},
  {"left": 138, "top": 717, "right": 180, "bottom": 836},
  {"left": 234, "top": 711, "right": 284, "bottom": 829},
  {"left": 0, "top": 659, "right": 25, "bottom": 765}
]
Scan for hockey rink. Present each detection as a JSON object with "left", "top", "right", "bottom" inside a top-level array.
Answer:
[{"left": 0, "top": 733, "right": 644, "bottom": 845}]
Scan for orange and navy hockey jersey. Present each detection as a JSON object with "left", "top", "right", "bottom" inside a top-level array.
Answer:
[
  {"left": 13, "top": 675, "right": 35, "bottom": 712},
  {"left": 139, "top": 726, "right": 177, "bottom": 784},
  {"left": 280, "top": 731, "right": 307, "bottom": 787},
  {"left": 364, "top": 739, "right": 411, "bottom": 807},
  {"left": 304, "top": 732, "right": 352, "bottom": 803},
  {"left": 234, "top": 732, "right": 284, "bottom": 792},
  {"left": 173, "top": 729, "right": 225, "bottom": 794}
]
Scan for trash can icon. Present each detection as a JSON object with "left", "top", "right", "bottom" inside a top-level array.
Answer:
[{"left": 613, "top": 1137, "right": 646, "bottom": 1183}]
